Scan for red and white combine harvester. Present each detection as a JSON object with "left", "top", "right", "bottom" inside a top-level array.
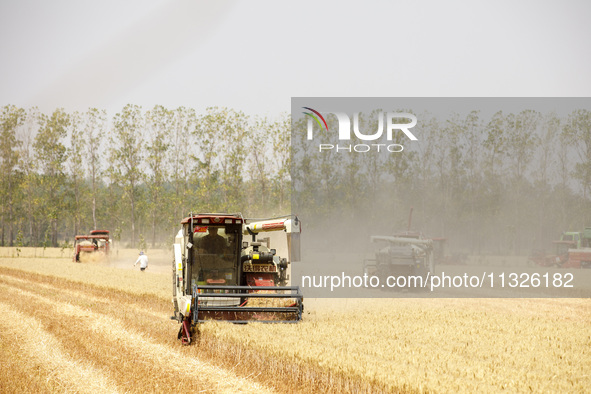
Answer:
[
  {"left": 171, "top": 213, "right": 303, "bottom": 345},
  {"left": 73, "top": 230, "right": 110, "bottom": 262}
]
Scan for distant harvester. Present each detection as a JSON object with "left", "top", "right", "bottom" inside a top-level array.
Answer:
[{"left": 73, "top": 230, "right": 110, "bottom": 262}]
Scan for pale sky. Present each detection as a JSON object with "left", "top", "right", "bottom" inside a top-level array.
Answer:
[{"left": 1, "top": 0, "right": 590, "bottom": 117}]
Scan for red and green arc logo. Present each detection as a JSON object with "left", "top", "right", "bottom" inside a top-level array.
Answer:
[{"left": 302, "top": 107, "right": 329, "bottom": 132}]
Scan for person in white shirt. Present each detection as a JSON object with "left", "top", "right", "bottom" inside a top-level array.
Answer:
[{"left": 134, "top": 251, "right": 148, "bottom": 271}]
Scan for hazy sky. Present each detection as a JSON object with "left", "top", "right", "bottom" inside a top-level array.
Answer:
[{"left": 1, "top": 0, "right": 590, "bottom": 117}]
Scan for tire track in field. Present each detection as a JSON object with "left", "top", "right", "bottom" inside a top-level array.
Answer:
[
  {"left": 0, "top": 302, "right": 122, "bottom": 394},
  {"left": 0, "top": 270, "right": 178, "bottom": 351},
  {"left": 0, "top": 268, "right": 386, "bottom": 393},
  {"left": 0, "top": 276, "right": 274, "bottom": 393},
  {"left": 0, "top": 274, "right": 168, "bottom": 321}
]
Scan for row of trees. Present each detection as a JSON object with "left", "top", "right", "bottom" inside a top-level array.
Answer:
[
  {"left": 0, "top": 104, "right": 291, "bottom": 248},
  {"left": 292, "top": 108, "right": 591, "bottom": 255},
  {"left": 2, "top": 103, "right": 590, "bottom": 254}
]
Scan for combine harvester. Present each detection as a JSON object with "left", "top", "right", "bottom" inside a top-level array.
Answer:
[
  {"left": 363, "top": 208, "right": 435, "bottom": 287},
  {"left": 73, "top": 230, "right": 110, "bottom": 262},
  {"left": 364, "top": 233, "right": 435, "bottom": 286},
  {"left": 171, "top": 213, "right": 304, "bottom": 345},
  {"left": 530, "top": 228, "right": 591, "bottom": 268}
]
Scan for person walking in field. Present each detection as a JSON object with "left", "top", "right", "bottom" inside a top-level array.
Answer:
[{"left": 134, "top": 251, "right": 148, "bottom": 271}]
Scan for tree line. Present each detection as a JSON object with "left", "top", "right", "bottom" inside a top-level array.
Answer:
[
  {"left": 291, "top": 108, "right": 591, "bottom": 255},
  {"left": 0, "top": 104, "right": 291, "bottom": 249},
  {"left": 2, "top": 104, "right": 590, "bottom": 255}
]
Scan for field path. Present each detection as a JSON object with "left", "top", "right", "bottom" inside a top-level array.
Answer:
[{"left": 0, "top": 268, "right": 274, "bottom": 393}]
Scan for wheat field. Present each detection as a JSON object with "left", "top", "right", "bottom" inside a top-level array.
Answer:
[{"left": 0, "top": 251, "right": 589, "bottom": 393}]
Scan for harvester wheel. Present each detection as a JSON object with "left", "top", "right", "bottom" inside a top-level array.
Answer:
[{"left": 178, "top": 318, "right": 192, "bottom": 345}]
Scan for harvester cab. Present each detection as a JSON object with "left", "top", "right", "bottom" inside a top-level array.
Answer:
[
  {"left": 560, "top": 232, "right": 582, "bottom": 249},
  {"left": 172, "top": 213, "right": 303, "bottom": 345}
]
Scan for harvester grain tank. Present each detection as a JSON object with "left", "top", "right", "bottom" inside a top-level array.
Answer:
[{"left": 171, "top": 213, "right": 303, "bottom": 345}]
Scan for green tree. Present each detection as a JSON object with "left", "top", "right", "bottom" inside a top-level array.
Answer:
[
  {"left": 455, "top": 111, "right": 483, "bottom": 253},
  {"left": 506, "top": 110, "right": 540, "bottom": 180},
  {"left": 146, "top": 105, "right": 172, "bottom": 247},
  {"left": 67, "top": 111, "right": 86, "bottom": 237},
  {"left": 412, "top": 114, "right": 439, "bottom": 234},
  {"left": 18, "top": 107, "right": 41, "bottom": 245},
  {"left": 168, "top": 107, "right": 197, "bottom": 221},
  {"left": 34, "top": 108, "right": 70, "bottom": 246},
  {"left": 563, "top": 109, "right": 591, "bottom": 200},
  {"left": 481, "top": 111, "right": 509, "bottom": 252},
  {"left": 84, "top": 108, "right": 107, "bottom": 230},
  {"left": 555, "top": 116, "right": 573, "bottom": 230},
  {"left": 428, "top": 116, "right": 462, "bottom": 238},
  {"left": 195, "top": 107, "right": 223, "bottom": 212},
  {"left": 217, "top": 108, "right": 248, "bottom": 211},
  {"left": 0, "top": 105, "right": 25, "bottom": 246},
  {"left": 483, "top": 111, "right": 507, "bottom": 178},
  {"left": 108, "top": 104, "right": 145, "bottom": 247},
  {"left": 271, "top": 114, "right": 292, "bottom": 213},
  {"left": 249, "top": 115, "right": 286, "bottom": 214},
  {"left": 532, "top": 113, "right": 560, "bottom": 248},
  {"left": 359, "top": 110, "right": 386, "bottom": 211},
  {"left": 505, "top": 110, "right": 541, "bottom": 253}
]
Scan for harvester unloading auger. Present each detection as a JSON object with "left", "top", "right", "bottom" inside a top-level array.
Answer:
[{"left": 171, "top": 213, "right": 303, "bottom": 345}]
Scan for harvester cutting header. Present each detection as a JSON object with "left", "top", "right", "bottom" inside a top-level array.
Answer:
[{"left": 172, "top": 213, "right": 303, "bottom": 345}]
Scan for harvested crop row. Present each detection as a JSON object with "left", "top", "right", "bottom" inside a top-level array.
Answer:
[
  {"left": 0, "top": 265, "right": 400, "bottom": 393},
  {"left": 0, "top": 273, "right": 273, "bottom": 393},
  {"left": 0, "top": 302, "right": 121, "bottom": 393}
]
